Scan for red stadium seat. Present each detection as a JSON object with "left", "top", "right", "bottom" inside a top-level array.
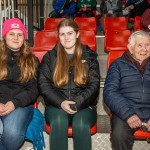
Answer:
[
  {"left": 104, "top": 30, "right": 131, "bottom": 52},
  {"left": 104, "top": 17, "right": 128, "bottom": 33},
  {"left": 107, "top": 50, "right": 150, "bottom": 141},
  {"left": 79, "top": 30, "right": 96, "bottom": 51},
  {"left": 45, "top": 123, "right": 97, "bottom": 137},
  {"left": 32, "top": 51, "right": 47, "bottom": 62},
  {"left": 134, "top": 16, "right": 141, "bottom": 31},
  {"left": 128, "top": 17, "right": 135, "bottom": 23},
  {"left": 107, "top": 50, "right": 125, "bottom": 71},
  {"left": 31, "top": 31, "right": 58, "bottom": 51},
  {"left": 44, "top": 18, "right": 65, "bottom": 31},
  {"left": 74, "top": 17, "right": 97, "bottom": 34}
]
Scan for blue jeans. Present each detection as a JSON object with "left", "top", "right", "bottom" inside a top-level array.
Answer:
[{"left": 0, "top": 105, "right": 34, "bottom": 150}]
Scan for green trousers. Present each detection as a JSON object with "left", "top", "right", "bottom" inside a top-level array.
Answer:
[{"left": 45, "top": 105, "right": 97, "bottom": 150}]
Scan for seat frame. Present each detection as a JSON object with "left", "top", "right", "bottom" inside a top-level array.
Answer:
[{"left": 45, "top": 123, "right": 97, "bottom": 137}]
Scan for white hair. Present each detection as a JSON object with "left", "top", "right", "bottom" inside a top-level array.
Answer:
[{"left": 128, "top": 30, "right": 150, "bottom": 47}]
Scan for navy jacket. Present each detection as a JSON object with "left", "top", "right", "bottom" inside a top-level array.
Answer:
[{"left": 104, "top": 52, "right": 150, "bottom": 122}]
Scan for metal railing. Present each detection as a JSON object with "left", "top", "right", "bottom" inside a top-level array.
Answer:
[
  {"left": 0, "top": 0, "right": 50, "bottom": 45},
  {"left": 0, "top": 0, "right": 15, "bottom": 38}
]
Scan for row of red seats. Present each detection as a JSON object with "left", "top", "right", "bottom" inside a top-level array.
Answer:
[
  {"left": 32, "top": 30, "right": 96, "bottom": 52},
  {"left": 44, "top": 17, "right": 97, "bottom": 34},
  {"left": 33, "top": 17, "right": 141, "bottom": 54},
  {"left": 104, "top": 16, "right": 141, "bottom": 52},
  {"left": 32, "top": 17, "right": 97, "bottom": 62}
]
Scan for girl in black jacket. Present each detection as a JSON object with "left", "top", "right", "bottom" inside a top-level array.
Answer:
[
  {"left": 38, "top": 19, "right": 100, "bottom": 150},
  {"left": 0, "top": 18, "right": 39, "bottom": 150}
]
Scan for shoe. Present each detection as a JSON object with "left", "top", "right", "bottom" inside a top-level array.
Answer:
[
  {"left": 25, "top": 147, "right": 34, "bottom": 150},
  {"left": 122, "top": 9, "right": 129, "bottom": 16}
]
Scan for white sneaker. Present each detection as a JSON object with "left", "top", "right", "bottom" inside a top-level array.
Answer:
[
  {"left": 122, "top": 9, "right": 129, "bottom": 16},
  {"left": 25, "top": 147, "right": 34, "bottom": 150}
]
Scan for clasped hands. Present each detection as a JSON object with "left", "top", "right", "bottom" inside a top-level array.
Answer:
[
  {"left": 0, "top": 101, "right": 15, "bottom": 116},
  {"left": 127, "top": 114, "right": 150, "bottom": 132},
  {"left": 61, "top": 100, "right": 77, "bottom": 114}
]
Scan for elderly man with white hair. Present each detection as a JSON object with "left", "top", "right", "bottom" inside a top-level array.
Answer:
[{"left": 104, "top": 30, "right": 150, "bottom": 150}]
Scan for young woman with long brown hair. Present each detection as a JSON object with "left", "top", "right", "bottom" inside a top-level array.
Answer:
[
  {"left": 0, "top": 18, "right": 39, "bottom": 150},
  {"left": 38, "top": 19, "right": 100, "bottom": 150}
]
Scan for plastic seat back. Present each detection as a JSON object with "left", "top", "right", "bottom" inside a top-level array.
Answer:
[
  {"left": 104, "top": 17, "right": 128, "bottom": 33},
  {"left": 32, "top": 31, "right": 58, "bottom": 51},
  {"left": 74, "top": 17, "right": 97, "bottom": 34},
  {"left": 79, "top": 30, "right": 96, "bottom": 51},
  {"left": 104, "top": 30, "right": 131, "bottom": 52},
  {"left": 44, "top": 18, "right": 65, "bottom": 31},
  {"left": 107, "top": 50, "right": 150, "bottom": 140},
  {"left": 134, "top": 16, "right": 141, "bottom": 31},
  {"left": 33, "top": 51, "right": 48, "bottom": 62},
  {"left": 107, "top": 50, "right": 125, "bottom": 71}
]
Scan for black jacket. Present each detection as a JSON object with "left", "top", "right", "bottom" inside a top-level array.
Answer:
[
  {"left": 0, "top": 49, "right": 39, "bottom": 108},
  {"left": 38, "top": 45, "right": 100, "bottom": 111}
]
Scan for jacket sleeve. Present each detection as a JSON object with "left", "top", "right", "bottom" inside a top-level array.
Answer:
[
  {"left": 103, "top": 61, "right": 136, "bottom": 121},
  {"left": 72, "top": 50, "right": 100, "bottom": 111},
  {"left": 53, "top": 0, "right": 64, "bottom": 13},
  {"left": 37, "top": 52, "right": 65, "bottom": 108},
  {"left": 63, "top": 2, "right": 77, "bottom": 15}
]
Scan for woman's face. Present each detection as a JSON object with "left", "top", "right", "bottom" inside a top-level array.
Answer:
[
  {"left": 128, "top": 35, "right": 150, "bottom": 64},
  {"left": 59, "top": 26, "right": 79, "bottom": 54},
  {"left": 5, "top": 29, "right": 24, "bottom": 51}
]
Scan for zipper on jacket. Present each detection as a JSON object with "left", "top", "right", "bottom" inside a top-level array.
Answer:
[
  {"left": 142, "top": 76, "right": 144, "bottom": 101},
  {"left": 68, "top": 67, "right": 72, "bottom": 100}
]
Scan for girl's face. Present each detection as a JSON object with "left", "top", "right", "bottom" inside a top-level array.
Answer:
[
  {"left": 5, "top": 29, "right": 24, "bottom": 51},
  {"left": 59, "top": 26, "right": 79, "bottom": 54}
]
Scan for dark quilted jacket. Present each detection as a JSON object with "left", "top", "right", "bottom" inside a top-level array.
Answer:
[
  {"left": 104, "top": 53, "right": 150, "bottom": 122},
  {"left": 38, "top": 45, "right": 100, "bottom": 111}
]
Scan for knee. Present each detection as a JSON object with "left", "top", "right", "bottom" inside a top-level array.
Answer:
[
  {"left": 50, "top": 116, "right": 68, "bottom": 129},
  {"left": 111, "top": 126, "right": 132, "bottom": 144},
  {"left": 72, "top": 121, "right": 90, "bottom": 134},
  {"left": 4, "top": 128, "right": 24, "bottom": 140},
  {"left": 111, "top": 128, "right": 127, "bottom": 142},
  {"left": 2, "top": 129, "right": 24, "bottom": 150}
]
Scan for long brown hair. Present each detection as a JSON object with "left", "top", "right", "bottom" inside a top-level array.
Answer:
[
  {"left": 53, "top": 19, "right": 89, "bottom": 88},
  {"left": 0, "top": 40, "right": 38, "bottom": 83}
]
